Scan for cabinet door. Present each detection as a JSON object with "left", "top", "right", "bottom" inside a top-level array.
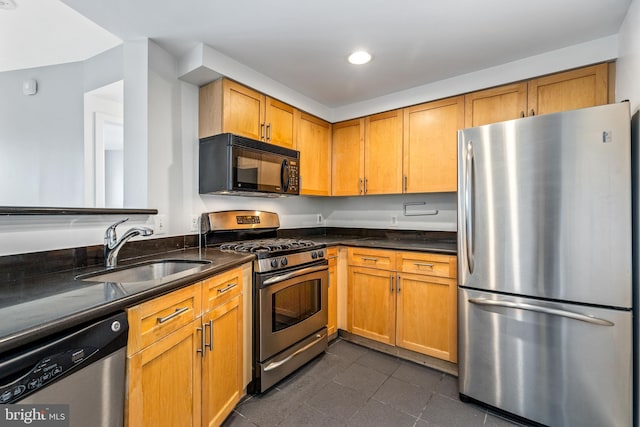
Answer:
[
  {"left": 298, "top": 113, "right": 332, "bottom": 196},
  {"left": 202, "top": 295, "right": 243, "bottom": 427},
  {"left": 464, "top": 83, "right": 527, "bottom": 128},
  {"left": 222, "top": 79, "right": 265, "bottom": 141},
  {"left": 527, "top": 63, "right": 609, "bottom": 116},
  {"left": 327, "top": 248, "right": 338, "bottom": 336},
  {"left": 127, "top": 320, "right": 202, "bottom": 427},
  {"left": 347, "top": 266, "right": 395, "bottom": 345},
  {"left": 332, "top": 118, "right": 365, "bottom": 196},
  {"left": 403, "top": 96, "right": 464, "bottom": 193},
  {"left": 265, "top": 96, "right": 297, "bottom": 149},
  {"left": 396, "top": 273, "right": 457, "bottom": 362},
  {"left": 364, "top": 109, "right": 403, "bottom": 195}
]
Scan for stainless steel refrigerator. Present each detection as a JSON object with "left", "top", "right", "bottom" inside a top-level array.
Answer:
[{"left": 457, "top": 102, "right": 633, "bottom": 427}]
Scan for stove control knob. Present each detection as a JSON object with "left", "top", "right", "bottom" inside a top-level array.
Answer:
[
  {"left": 270, "top": 259, "right": 278, "bottom": 268},
  {"left": 318, "top": 250, "right": 325, "bottom": 258},
  {"left": 280, "top": 258, "right": 288, "bottom": 266},
  {"left": 311, "top": 251, "right": 318, "bottom": 259}
]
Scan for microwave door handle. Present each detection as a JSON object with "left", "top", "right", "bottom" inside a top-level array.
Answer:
[{"left": 281, "top": 159, "right": 290, "bottom": 192}]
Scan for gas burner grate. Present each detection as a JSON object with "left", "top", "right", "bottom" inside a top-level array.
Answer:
[{"left": 219, "top": 238, "right": 318, "bottom": 254}]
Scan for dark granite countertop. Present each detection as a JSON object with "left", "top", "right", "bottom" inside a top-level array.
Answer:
[
  {"left": 0, "top": 228, "right": 456, "bottom": 355},
  {"left": 278, "top": 228, "right": 457, "bottom": 255},
  {"left": 0, "top": 248, "right": 254, "bottom": 354}
]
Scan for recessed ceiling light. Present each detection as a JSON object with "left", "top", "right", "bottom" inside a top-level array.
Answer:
[
  {"left": 0, "top": 0, "right": 16, "bottom": 10},
  {"left": 348, "top": 51, "right": 372, "bottom": 65}
]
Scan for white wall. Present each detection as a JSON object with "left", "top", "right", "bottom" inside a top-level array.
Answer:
[
  {"left": 617, "top": 0, "right": 640, "bottom": 111},
  {"left": 0, "top": 62, "right": 85, "bottom": 207},
  {"left": 0, "top": 27, "right": 630, "bottom": 255}
]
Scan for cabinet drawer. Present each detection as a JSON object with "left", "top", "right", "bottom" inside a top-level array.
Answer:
[
  {"left": 202, "top": 267, "right": 243, "bottom": 312},
  {"left": 348, "top": 247, "right": 396, "bottom": 270},
  {"left": 397, "top": 252, "right": 457, "bottom": 278},
  {"left": 128, "top": 284, "right": 202, "bottom": 355}
]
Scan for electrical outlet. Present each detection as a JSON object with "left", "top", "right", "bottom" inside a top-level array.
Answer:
[
  {"left": 190, "top": 215, "right": 200, "bottom": 232},
  {"left": 316, "top": 214, "right": 323, "bottom": 225},
  {"left": 391, "top": 215, "right": 398, "bottom": 226},
  {"left": 155, "top": 215, "right": 167, "bottom": 235}
]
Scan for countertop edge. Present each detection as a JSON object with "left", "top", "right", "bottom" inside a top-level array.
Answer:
[{"left": 0, "top": 252, "right": 254, "bottom": 354}]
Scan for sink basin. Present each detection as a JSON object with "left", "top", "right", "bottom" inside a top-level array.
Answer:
[{"left": 76, "top": 260, "right": 212, "bottom": 283}]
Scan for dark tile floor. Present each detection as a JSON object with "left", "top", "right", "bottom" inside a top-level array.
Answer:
[{"left": 223, "top": 339, "right": 522, "bottom": 427}]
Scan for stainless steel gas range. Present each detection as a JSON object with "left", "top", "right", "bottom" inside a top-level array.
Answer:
[{"left": 201, "top": 210, "right": 328, "bottom": 393}]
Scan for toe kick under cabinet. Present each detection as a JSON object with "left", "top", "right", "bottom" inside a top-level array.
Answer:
[
  {"left": 347, "top": 248, "right": 458, "bottom": 362},
  {"left": 125, "top": 263, "right": 251, "bottom": 427}
]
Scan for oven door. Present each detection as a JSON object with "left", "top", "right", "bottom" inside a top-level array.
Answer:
[{"left": 257, "top": 262, "right": 328, "bottom": 361}]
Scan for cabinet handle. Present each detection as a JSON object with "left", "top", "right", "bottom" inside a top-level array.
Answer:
[
  {"left": 362, "top": 257, "right": 378, "bottom": 262},
  {"left": 267, "top": 123, "right": 272, "bottom": 141},
  {"left": 520, "top": 111, "right": 525, "bottom": 118},
  {"left": 530, "top": 109, "right": 535, "bottom": 116},
  {"left": 403, "top": 176, "right": 407, "bottom": 193},
  {"left": 414, "top": 262, "right": 434, "bottom": 268},
  {"left": 359, "top": 178, "right": 363, "bottom": 194},
  {"left": 157, "top": 306, "right": 189, "bottom": 324},
  {"left": 389, "top": 276, "right": 394, "bottom": 293},
  {"left": 261, "top": 123, "right": 266, "bottom": 140},
  {"left": 397, "top": 275, "right": 401, "bottom": 292},
  {"left": 206, "top": 319, "right": 214, "bottom": 351},
  {"left": 217, "top": 283, "right": 237, "bottom": 294},
  {"left": 364, "top": 178, "right": 368, "bottom": 194},
  {"left": 197, "top": 323, "right": 205, "bottom": 356}
]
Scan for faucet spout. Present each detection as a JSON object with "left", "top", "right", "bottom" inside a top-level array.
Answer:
[{"left": 104, "top": 218, "right": 154, "bottom": 268}]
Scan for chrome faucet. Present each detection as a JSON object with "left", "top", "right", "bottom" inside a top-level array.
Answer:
[{"left": 104, "top": 218, "right": 154, "bottom": 268}]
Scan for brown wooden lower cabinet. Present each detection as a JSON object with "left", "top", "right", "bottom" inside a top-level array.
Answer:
[
  {"left": 346, "top": 247, "right": 458, "bottom": 363},
  {"left": 126, "top": 265, "right": 247, "bottom": 427},
  {"left": 202, "top": 295, "right": 243, "bottom": 427},
  {"left": 327, "top": 247, "right": 338, "bottom": 336},
  {"left": 127, "top": 319, "right": 202, "bottom": 427}
]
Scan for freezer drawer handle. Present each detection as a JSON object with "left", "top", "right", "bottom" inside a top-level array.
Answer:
[{"left": 468, "top": 298, "right": 615, "bottom": 326}]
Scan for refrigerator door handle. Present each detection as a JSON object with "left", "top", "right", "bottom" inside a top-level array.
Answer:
[
  {"left": 465, "top": 141, "right": 475, "bottom": 273},
  {"left": 468, "top": 298, "right": 615, "bottom": 326}
]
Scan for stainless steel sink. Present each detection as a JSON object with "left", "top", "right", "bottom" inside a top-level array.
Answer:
[{"left": 76, "top": 259, "right": 212, "bottom": 283}]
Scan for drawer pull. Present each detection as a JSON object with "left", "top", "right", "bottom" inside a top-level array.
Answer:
[
  {"left": 414, "top": 262, "right": 434, "bottom": 268},
  {"left": 217, "top": 283, "right": 238, "bottom": 294},
  {"left": 362, "top": 257, "right": 378, "bottom": 262},
  {"left": 157, "top": 306, "right": 189, "bottom": 324}
]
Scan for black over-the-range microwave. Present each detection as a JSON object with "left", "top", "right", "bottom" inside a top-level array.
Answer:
[{"left": 199, "top": 133, "right": 300, "bottom": 196}]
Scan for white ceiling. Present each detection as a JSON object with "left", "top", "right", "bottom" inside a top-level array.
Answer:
[
  {"left": 0, "top": 0, "right": 120, "bottom": 72},
  {"left": 6, "top": 0, "right": 633, "bottom": 108}
]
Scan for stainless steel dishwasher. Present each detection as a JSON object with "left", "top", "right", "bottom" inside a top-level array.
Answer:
[{"left": 0, "top": 312, "right": 128, "bottom": 427}]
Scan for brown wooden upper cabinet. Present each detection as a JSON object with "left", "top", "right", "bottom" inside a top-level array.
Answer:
[
  {"left": 465, "top": 63, "right": 611, "bottom": 128},
  {"left": 199, "top": 78, "right": 297, "bottom": 149},
  {"left": 332, "top": 110, "right": 402, "bottom": 196},
  {"left": 403, "top": 96, "right": 464, "bottom": 193},
  {"left": 332, "top": 118, "right": 365, "bottom": 196},
  {"left": 297, "top": 113, "right": 332, "bottom": 196}
]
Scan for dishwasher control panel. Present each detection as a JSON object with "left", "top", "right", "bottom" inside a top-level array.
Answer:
[
  {"left": 0, "top": 346, "right": 98, "bottom": 403},
  {"left": 0, "top": 311, "right": 128, "bottom": 405}
]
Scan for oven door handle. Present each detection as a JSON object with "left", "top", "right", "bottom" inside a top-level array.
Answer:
[
  {"left": 264, "top": 331, "right": 327, "bottom": 372},
  {"left": 262, "top": 264, "right": 327, "bottom": 285}
]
